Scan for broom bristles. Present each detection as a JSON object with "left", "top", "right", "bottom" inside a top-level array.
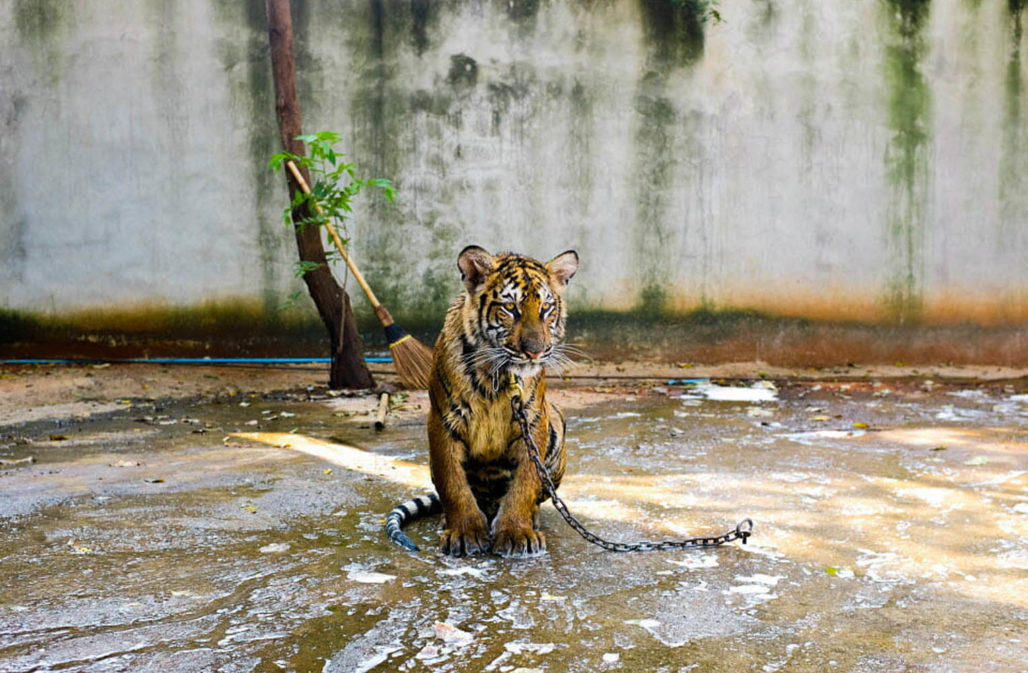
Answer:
[
  {"left": 390, "top": 334, "right": 434, "bottom": 389},
  {"left": 381, "top": 316, "right": 434, "bottom": 389}
]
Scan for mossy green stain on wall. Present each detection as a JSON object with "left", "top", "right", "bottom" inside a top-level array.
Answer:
[
  {"left": 0, "top": 308, "right": 41, "bottom": 343},
  {"left": 346, "top": 0, "right": 442, "bottom": 324},
  {"left": 567, "top": 79, "right": 596, "bottom": 237},
  {"left": 289, "top": 1, "right": 325, "bottom": 127},
  {"left": 0, "top": 217, "right": 28, "bottom": 288},
  {"left": 631, "top": 90, "right": 677, "bottom": 315},
  {"left": 638, "top": 0, "right": 706, "bottom": 67},
  {"left": 408, "top": 215, "right": 463, "bottom": 321},
  {"left": 507, "top": 0, "right": 542, "bottom": 22},
  {"left": 347, "top": 0, "right": 413, "bottom": 181},
  {"left": 1004, "top": 0, "right": 1026, "bottom": 138},
  {"left": 631, "top": 1, "right": 710, "bottom": 316},
  {"left": 1000, "top": 0, "right": 1027, "bottom": 247},
  {"left": 244, "top": 1, "right": 285, "bottom": 315},
  {"left": 210, "top": 0, "right": 284, "bottom": 315},
  {"left": 504, "top": 0, "right": 543, "bottom": 38},
  {"left": 448, "top": 54, "right": 479, "bottom": 91},
  {"left": 881, "top": 0, "right": 932, "bottom": 323},
  {"left": 410, "top": 0, "right": 433, "bottom": 56},
  {"left": 637, "top": 284, "right": 670, "bottom": 317},
  {"left": 13, "top": 0, "right": 70, "bottom": 86}
]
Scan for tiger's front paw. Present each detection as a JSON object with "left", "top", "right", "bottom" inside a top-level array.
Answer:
[
  {"left": 492, "top": 524, "right": 547, "bottom": 557},
  {"left": 440, "top": 513, "right": 490, "bottom": 557}
]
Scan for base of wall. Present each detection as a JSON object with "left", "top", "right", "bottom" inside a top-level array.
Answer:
[
  {"left": 568, "top": 310, "right": 1028, "bottom": 368},
  {"left": 3, "top": 306, "right": 1025, "bottom": 367}
]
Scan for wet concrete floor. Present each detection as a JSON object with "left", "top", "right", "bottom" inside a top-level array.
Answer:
[{"left": 1, "top": 376, "right": 1027, "bottom": 672}]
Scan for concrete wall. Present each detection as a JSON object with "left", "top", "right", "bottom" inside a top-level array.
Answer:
[{"left": 2, "top": 0, "right": 1026, "bottom": 328}]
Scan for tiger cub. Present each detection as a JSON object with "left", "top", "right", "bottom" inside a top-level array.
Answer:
[{"left": 386, "top": 246, "right": 578, "bottom": 557}]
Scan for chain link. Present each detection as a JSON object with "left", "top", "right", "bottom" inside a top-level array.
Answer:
[{"left": 509, "top": 376, "right": 753, "bottom": 551}]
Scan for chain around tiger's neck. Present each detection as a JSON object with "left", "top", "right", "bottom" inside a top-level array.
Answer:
[{"left": 505, "top": 370, "right": 525, "bottom": 401}]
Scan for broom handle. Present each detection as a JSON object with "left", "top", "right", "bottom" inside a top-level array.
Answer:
[{"left": 285, "top": 160, "right": 395, "bottom": 327}]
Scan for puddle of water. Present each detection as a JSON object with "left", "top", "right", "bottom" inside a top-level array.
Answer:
[{"left": 675, "top": 380, "right": 779, "bottom": 403}]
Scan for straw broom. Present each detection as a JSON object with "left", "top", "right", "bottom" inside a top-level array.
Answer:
[{"left": 286, "top": 160, "right": 434, "bottom": 389}]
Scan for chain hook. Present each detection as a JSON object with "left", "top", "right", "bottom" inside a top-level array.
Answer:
[
  {"left": 507, "top": 371, "right": 524, "bottom": 402},
  {"left": 735, "top": 518, "right": 754, "bottom": 544}
]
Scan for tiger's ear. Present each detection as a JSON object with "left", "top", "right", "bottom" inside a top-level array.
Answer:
[
  {"left": 458, "top": 245, "right": 494, "bottom": 294},
  {"left": 546, "top": 250, "right": 579, "bottom": 289}
]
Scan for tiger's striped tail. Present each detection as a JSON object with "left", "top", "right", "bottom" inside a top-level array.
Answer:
[{"left": 385, "top": 493, "right": 441, "bottom": 552}]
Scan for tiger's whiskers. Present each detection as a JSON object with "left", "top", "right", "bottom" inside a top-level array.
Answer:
[
  {"left": 543, "top": 344, "right": 583, "bottom": 375},
  {"left": 462, "top": 346, "right": 507, "bottom": 369}
]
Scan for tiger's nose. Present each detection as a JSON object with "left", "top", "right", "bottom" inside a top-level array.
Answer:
[{"left": 521, "top": 336, "right": 546, "bottom": 359}]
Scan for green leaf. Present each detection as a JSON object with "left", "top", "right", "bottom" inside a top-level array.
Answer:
[
  {"left": 294, "top": 260, "right": 324, "bottom": 277},
  {"left": 269, "top": 151, "right": 305, "bottom": 171},
  {"left": 272, "top": 129, "right": 395, "bottom": 275}
]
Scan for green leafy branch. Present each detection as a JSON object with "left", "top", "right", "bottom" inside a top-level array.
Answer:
[{"left": 269, "top": 131, "right": 397, "bottom": 278}]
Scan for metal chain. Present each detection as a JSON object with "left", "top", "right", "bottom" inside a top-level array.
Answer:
[{"left": 508, "top": 374, "right": 753, "bottom": 551}]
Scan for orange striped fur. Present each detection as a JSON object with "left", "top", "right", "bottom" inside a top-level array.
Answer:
[{"left": 428, "top": 246, "right": 578, "bottom": 557}]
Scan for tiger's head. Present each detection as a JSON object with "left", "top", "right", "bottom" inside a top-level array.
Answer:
[{"left": 457, "top": 245, "right": 579, "bottom": 379}]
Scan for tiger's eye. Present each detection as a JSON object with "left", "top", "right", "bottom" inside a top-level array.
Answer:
[{"left": 503, "top": 302, "right": 517, "bottom": 313}]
